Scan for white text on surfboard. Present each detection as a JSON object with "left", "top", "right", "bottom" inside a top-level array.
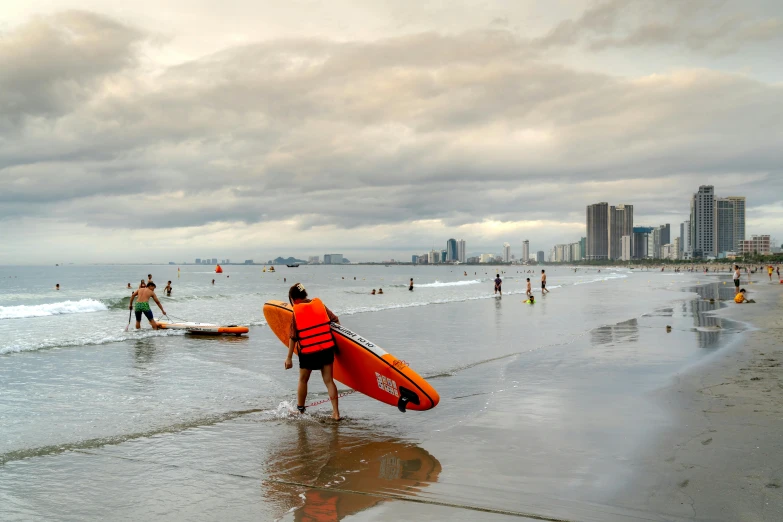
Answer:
[{"left": 375, "top": 372, "right": 400, "bottom": 397}]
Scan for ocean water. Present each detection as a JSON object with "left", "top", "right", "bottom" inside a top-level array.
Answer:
[{"left": 0, "top": 264, "right": 746, "bottom": 520}]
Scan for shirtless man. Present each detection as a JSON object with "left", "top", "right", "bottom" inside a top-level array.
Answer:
[
  {"left": 541, "top": 270, "right": 550, "bottom": 294},
  {"left": 526, "top": 278, "right": 532, "bottom": 297},
  {"left": 129, "top": 282, "right": 166, "bottom": 329},
  {"left": 164, "top": 281, "right": 172, "bottom": 296}
]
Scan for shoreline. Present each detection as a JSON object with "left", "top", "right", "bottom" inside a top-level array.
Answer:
[{"left": 616, "top": 280, "right": 783, "bottom": 521}]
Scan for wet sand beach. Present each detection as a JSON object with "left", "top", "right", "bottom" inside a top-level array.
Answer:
[{"left": 1, "top": 266, "right": 781, "bottom": 521}]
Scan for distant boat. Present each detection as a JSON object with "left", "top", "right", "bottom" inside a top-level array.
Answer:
[{"left": 287, "top": 264, "right": 300, "bottom": 267}]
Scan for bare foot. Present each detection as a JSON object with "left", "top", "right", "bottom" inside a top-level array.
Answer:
[{"left": 332, "top": 414, "right": 342, "bottom": 421}]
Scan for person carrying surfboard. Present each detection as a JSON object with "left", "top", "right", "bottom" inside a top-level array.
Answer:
[
  {"left": 129, "top": 282, "right": 166, "bottom": 330},
  {"left": 285, "top": 283, "right": 342, "bottom": 420}
]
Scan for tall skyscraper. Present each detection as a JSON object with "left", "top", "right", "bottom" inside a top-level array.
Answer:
[
  {"left": 682, "top": 220, "right": 691, "bottom": 258},
  {"left": 659, "top": 224, "right": 670, "bottom": 246},
  {"left": 586, "top": 202, "right": 609, "bottom": 260},
  {"left": 536, "top": 251, "right": 545, "bottom": 263},
  {"left": 725, "top": 196, "right": 746, "bottom": 251},
  {"left": 446, "top": 238, "right": 458, "bottom": 262},
  {"left": 502, "top": 243, "right": 511, "bottom": 263},
  {"left": 522, "top": 240, "right": 529, "bottom": 263},
  {"left": 691, "top": 185, "right": 716, "bottom": 258},
  {"left": 632, "top": 227, "right": 653, "bottom": 259},
  {"left": 716, "top": 198, "right": 735, "bottom": 254},
  {"left": 608, "top": 204, "right": 634, "bottom": 260},
  {"left": 457, "top": 239, "right": 466, "bottom": 263}
]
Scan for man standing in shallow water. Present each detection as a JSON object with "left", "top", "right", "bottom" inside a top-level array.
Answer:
[
  {"left": 129, "top": 282, "right": 166, "bottom": 330},
  {"left": 541, "top": 270, "right": 550, "bottom": 294}
]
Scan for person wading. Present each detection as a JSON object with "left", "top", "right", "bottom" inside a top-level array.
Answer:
[
  {"left": 285, "top": 283, "right": 342, "bottom": 420},
  {"left": 129, "top": 282, "right": 166, "bottom": 330}
]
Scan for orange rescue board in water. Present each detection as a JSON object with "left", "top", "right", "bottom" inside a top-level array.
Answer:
[{"left": 263, "top": 300, "right": 439, "bottom": 412}]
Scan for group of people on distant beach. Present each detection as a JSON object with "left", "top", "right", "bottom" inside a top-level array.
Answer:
[{"left": 493, "top": 269, "right": 549, "bottom": 303}]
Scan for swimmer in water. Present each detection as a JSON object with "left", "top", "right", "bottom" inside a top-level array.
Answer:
[
  {"left": 525, "top": 295, "right": 535, "bottom": 304},
  {"left": 164, "top": 281, "right": 172, "bottom": 296},
  {"left": 212, "top": 279, "right": 215, "bottom": 285},
  {"left": 127, "top": 283, "right": 131, "bottom": 289},
  {"left": 371, "top": 289, "right": 376, "bottom": 295},
  {"left": 409, "top": 278, "right": 414, "bottom": 291},
  {"left": 55, "top": 283, "right": 60, "bottom": 290},
  {"left": 147, "top": 274, "right": 153, "bottom": 285},
  {"left": 139, "top": 280, "right": 146, "bottom": 289},
  {"left": 378, "top": 288, "right": 383, "bottom": 294}
]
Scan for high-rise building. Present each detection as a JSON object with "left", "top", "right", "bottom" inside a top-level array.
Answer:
[
  {"left": 411, "top": 255, "right": 418, "bottom": 264},
  {"left": 428, "top": 250, "right": 439, "bottom": 264},
  {"left": 502, "top": 243, "right": 511, "bottom": 263},
  {"left": 578, "top": 237, "right": 586, "bottom": 260},
  {"left": 441, "top": 250, "right": 447, "bottom": 263},
  {"left": 632, "top": 227, "right": 653, "bottom": 259},
  {"left": 195, "top": 258, "right": 201, "bottom": 264},
  {"left": 716, "top": 198, "right": 735, "bottom": 254},
  {"left": 570, "top": 242, "right": 582, "bottom": 261},
  {"left": 609, "top": 204, "right": 634, "bottom": 260},
  {"left": 536, "top": 251, "right": 545, "bottom": 263},
  {"left": 327, "top": 254, "right": 343, "bottom": 264},
  {"left": 586, "top": 202, "right": 609, "bottom": 260},
  {"left": 211, "top": 258, "right": 218, "bottom": 265},
  {"left": 621, "top": 235, "right": 632, "bottom": 261},
  {"left": 739, "top": 235, "right": 771, "bottom": 255},
  {"left": 323, "top": 254, "right": 332, "bottom": 264},
  {"left": 446, "top": 239, "right": 458, "bottom": 262},
  {"left": 659, "top": 224, "right": 670, "bottom": 246},
  {"left": 652, "top": 228, "right": 661, "bottom": 259},
  {"left": 522, "top": 240, "right": 530, "bottom": 264},
  {"left": 308, "top": 256, "right": 320, "bottom": 264},
  {"left": 725, "top": 196, "right": 746, "bottom": 251},
  {"left": 457, "top": 239, "right": 466, "bottom": 263},
  {"left": 691, "top": 185, "right": 716, "bottom": 258},
  {"left": 479, "top": 253, "right": 494, "bottom": 263},
  {"left": 673, "top": 237, "right": 681, "bottom": 260},
  {"left": 682, "top": 220, "right": 691, "bottom": 258}
]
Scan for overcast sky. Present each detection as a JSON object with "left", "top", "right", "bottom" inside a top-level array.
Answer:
[{"left": 1, "top": 0, "right": 782, "bottom": 264}]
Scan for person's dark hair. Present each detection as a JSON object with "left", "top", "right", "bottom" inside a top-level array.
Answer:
[
  {"left": 147, "top": 282, "right": 156, "bottom": 289},
  {"left": 542, "top": 269, "right": 545, "bottom": 273},
  {"left": 289, "top": 283, "right": 307, "bottom": 304},
  {"left": 496, "top": 274, "right": 499, "bottom": 278},
  {"left": 167, "top": 281, "right": 171, "bottom": 284},
  {"left": 739, "top": 288, "right": 746, "bottom": 293},
  {"left": 148, "top": 274, "right": 152, "bottom": 278},
  {"left": 526, "top": 278, "right": 530, "bottom": 281}
]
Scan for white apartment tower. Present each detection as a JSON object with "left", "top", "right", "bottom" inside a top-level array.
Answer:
[
  {"left": 457, "top": 239, "right": 466, "bottom": 263},
  {"left": 502, "top": 243, "right": 511, "bottom": 263},
  {"left": 522, "top": 240, "right": 530, "bottom": 264}
]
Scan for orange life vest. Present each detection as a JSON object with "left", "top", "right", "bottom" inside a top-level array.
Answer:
[{"left": 293, "top": 298, "right": 335, "bottom": 354}]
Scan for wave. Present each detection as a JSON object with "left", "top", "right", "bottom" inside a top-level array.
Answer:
[
  {"left": 101, "top": 293, "right": 237, "bottom": 310},
  {"left": 0, "top": 299, "right": 108, "bottom": 320},
  {"left": 416, "top": 279, "right": 483, "bottom": 288},
  {"left": 0, "top": 328, "right": 185, "bottom": 355}
]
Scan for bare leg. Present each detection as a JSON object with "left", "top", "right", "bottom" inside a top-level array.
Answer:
[
  {"left": 135, "top": 315, "right": 141, "bottom": 329},
  {"left": 321, "top": 364, "right": 340, "bottom": 420},
  {"left": 297, "top": 369, "right": 312, "bottom": 412},
  {"left": 149, "top": 319, "right": 159, "bottom": 330}
]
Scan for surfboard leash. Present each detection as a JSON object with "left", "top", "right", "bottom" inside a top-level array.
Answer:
[{"left": 306, "top": 389, "right": 355, "bottom": 408}]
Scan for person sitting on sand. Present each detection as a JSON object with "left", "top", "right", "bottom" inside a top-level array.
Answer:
[
  {"left": 734, "top": 289, "right": 749, "bottom": 304},
  {"left": 371, "top": 289, "right": 376, "bottom": 295},
  {"left": 164, "top": 281, "right": 172, "bottom": 296},
  {"left": 285, "top": 283, "right": 341, "bottom": 420},
  {"left": 129, "top": 282, "right": 166, "bottom": 329},
  {"left": 378, "top": 288, "right": 383, "bottom": 294}
]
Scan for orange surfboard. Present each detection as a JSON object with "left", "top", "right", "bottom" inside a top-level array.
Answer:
[{"left": 263, "top": 300, "right": 439, "bottom": 412}]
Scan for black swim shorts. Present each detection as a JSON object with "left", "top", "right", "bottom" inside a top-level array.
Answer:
[
  {"left": 135, "top": 309, "right": 154, "bottom": 321},
  {"left": 734, "top": 279, "right": 740, "bottom": 287},
  {"left": 299, "top": 348, "right": 335, "bottom": 371},
  {"left": 541, "top": 282, "right": 546, "bottom": 289}
]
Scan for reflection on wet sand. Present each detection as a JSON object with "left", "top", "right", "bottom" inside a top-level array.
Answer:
[{"left": 264, "top": 422, "right": 441, "bottom": 521}]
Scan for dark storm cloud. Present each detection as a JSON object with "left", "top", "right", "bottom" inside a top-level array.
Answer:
[{"left": 0, "top": 8, "right": 782, "bottom": 242}]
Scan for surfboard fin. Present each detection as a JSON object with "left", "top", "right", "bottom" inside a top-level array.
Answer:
[{"left": 397, "top": 386, "right": 420, "bottom": 412}]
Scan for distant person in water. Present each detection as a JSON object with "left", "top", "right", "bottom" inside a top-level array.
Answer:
[
  {"left": 525, "top": 295, "right": 535, "bottom": 304},
  {"left": 212, "top": 279, "right": 215, "bottom": 285},
  {"left": 147, "top": 274, "right": 153, "bottom": 284},
  {"left": 541, "top": 270, "right": 549, "bottom": 294},
  {"left": 127, "top": 283, "right": 131, "bottom": 289},
  {"left": 55, "top": 284, "right": 60, "bottom": 290},
  {"left": 285, "top": 283, "right": 341, "bottom": 420},
  {"left": 371, "top": 289, "right": 376, "bottom": 295},
  {"left": 494, "top": 274, "right": 502, "bottom": 295},
  {"left": 409, "top": 278, "right": 414, "bottom": 291},
  {"left": 129, "top": 282, "right": 166, "bottom": 329},
  {"left": 164, "top": 281, "right": 172, "bottom": 296},
  {"left": 526, "top": 278, "right": 532, "bottom": 297},
  {"left": 139, "top": 280, "right": 146, "bottom": 289},
  {"left": 378, "top": 288, "right": 383, "bottom": 294}
]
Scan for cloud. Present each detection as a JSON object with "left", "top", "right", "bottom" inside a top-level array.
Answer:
[
  {"left": 0, "top": 7, "right": 782, "bottom": 262},
  {"left": 536, "top": 0, "right": 783, "bottom": 54}
]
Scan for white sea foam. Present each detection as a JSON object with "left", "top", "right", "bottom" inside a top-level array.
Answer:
[
  {"left": 0, "top": 299, "right": 108, "bottom": 320},
  {"left": 417, "top": 279, "right": 482, "bottom": 288},
  {"left": 0, "top": 328, "right": 184, "bottom": 355}
]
